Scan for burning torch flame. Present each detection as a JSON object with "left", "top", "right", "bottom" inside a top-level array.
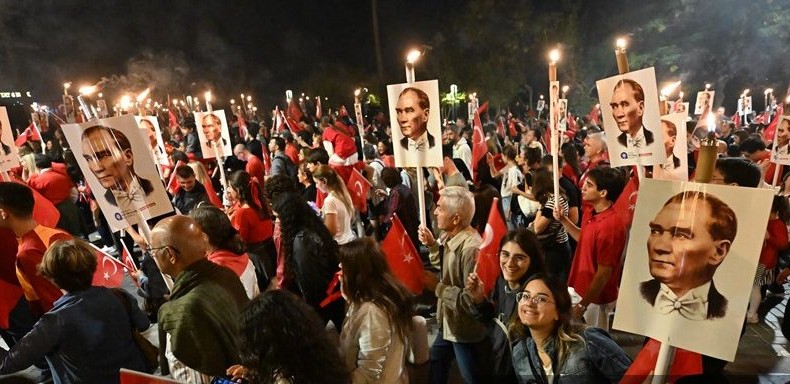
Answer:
[{"left": 136, "top": 88, "right": 150, "bottom": 103}]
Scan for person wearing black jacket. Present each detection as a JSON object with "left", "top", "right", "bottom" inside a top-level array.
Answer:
[{"left": 171, "top": 165, "right": 210, "bottom": 214}]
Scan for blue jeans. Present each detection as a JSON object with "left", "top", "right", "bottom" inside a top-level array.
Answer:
[{"left": 429, "top": 330, "right": 489, "bottom": 384}]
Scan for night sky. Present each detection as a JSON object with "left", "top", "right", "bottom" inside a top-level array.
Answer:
[
  {"left": 0, "top": 0, "right": 787, "bottom": 118},
  {"left": 0, "top": 0, "right": 461, "bottom": 108}
]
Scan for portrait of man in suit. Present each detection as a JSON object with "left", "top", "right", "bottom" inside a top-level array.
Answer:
[
  {"left": 640, "top": 190, "right": 736, "bottom": 320},
  {"left": 774, "top": 117, "right": 790, "bottom": 157},
  {"left": 611, "top": 78, "right": 654, "bottom": 150},
  {"left": 81, "top": 125, "right": 155, "bottom": 210},
  {"left": 396, "top": 87, "right": 435, "bottom": 152},
  {"left": 201, "top": 112, "right": 228, "bottom": 157},
  {"left": 660, "top": 119, "right": 681, "bottom": 169}
]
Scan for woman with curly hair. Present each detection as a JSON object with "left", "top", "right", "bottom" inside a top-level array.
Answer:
[
  {"left": 311, "top": 164, "right": 356, "bottom": 245},
  {"left": 510, "top": 274, "right": 630, "bottom": 384},
  {"left": 226, "top": 170, "right": 275, "bottom": 290},
  {"left": 227, "top": 290, "right": 349, "bottom": 384},
  {"left": 338, "top": 238, "right": 414, "bottom": 383},
  {"left": 189, "top": 205, "right": 259, "bottom": 299},
  {"left": 272, "top": 191, "right": 345, "bottom": 329}
]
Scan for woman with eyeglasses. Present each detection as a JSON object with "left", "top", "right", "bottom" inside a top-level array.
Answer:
[
  {"left": 466, "top": 229, "right": 546, "bottom": 383},
  {"left": 510, "top": 274, "right": 630, "bottom": 384}
]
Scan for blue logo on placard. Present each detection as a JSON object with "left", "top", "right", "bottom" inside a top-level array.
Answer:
[
  {"left": 620, "top": 152, "right": 628, "bottom": 159},
  {"left": 114, "top": 212, "right": 122, "bottom": 221}
]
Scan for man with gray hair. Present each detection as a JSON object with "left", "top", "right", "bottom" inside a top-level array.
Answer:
[{"left": 418, "top": 186, "right": 489, "bottom": 383}]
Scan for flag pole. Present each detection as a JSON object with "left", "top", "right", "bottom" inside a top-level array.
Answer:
[
  {"left": 354, "top": 89, "right": 367, "bottom": 162},
  {"left": 405, "top": 50, "right": 427, "bottom": 227},
  {"left": 548, "top": 49, "right": 561, "bottom": 212}
]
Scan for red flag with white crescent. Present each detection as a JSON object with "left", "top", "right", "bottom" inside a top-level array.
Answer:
[
  {"left": 764, "top": 104, "right": 784, "bottom": 142},
  {"left": 612, "top": 168, "right": 640, "bottom": 228},
  {"left": 381, "top": 215, "right": 424, "bottom": 294},
  {"left": 475, "top": 198, "right": 507, "bottom": 295},
  {"left": 472, "top": 108, "right": 488, "bottom": 181},
  {"left": 346, "top": 168, "right": 371, "bottom": 213},
  {"left": 89, "top": 244, "right": 125, "bottom": 288}
]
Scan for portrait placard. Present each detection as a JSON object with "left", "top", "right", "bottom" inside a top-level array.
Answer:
[
  {"left": 387, "top": 80, "right": 443, "bottom": 168},
  {"left": 652, "top": 112, "right": 689, "bottom": 181},
  {"left": 771, "top": 116, "right": 790, "bottom": 165},
  {"left": 0, "top": 107, "right": 20, "bottom": 172},
  {"left": 62, "top": 115, "right": 173, "bottom": 232},
  {"left": 693, "top": 91, "right": 715, "bottom": 116},
  {"left": 194, "top": 110, "right": 231, "bottom": 159},
  {"left": 135, "top": 116, "right": 168, "bottom": 168},
  {"left": 558, "top": 99, "right": 568, "bottom": 132},
  {"left": 613, "top": 179, "right": 772, "bottom": 361},
  {"left": 596, "top": 67, "right": 666, "bottom": 167}
]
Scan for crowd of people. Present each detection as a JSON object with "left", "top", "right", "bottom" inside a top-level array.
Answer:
[{"left": 0, "top": 98, "right": 789, "bottom": 384}]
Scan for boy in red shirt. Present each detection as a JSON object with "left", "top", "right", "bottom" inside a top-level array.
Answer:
[{"left": 556, "top": 167, "right": 626, "bottom": 330}]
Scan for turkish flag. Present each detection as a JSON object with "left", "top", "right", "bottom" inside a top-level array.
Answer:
[
  {"left": 496, "top": 117, "right": 505, "bottom": 138},
  {"left": 202, "top": 174, "right": 223, "bottom": 208},
  {"left": 316, "top": 96, "right": 323, "bottom": 120},
  {"left": 475, "top": 198, "right": 507, "bottom": 295},
  {"left": 586, "top": 104, "right": 600, "bottom": 126},
  {"left": 90, "top": 245, "right": 125, "bottom": 288},
  {"left": 478, "top": 100, "right": 489, "bottom": 116},
  {"left": 14, "top": 124, "right": 41, "bottom": 147},
  {"left": 381, "top": 215, "right": 424, "bottom": 294},
  {"left": 613, "top": 168, "right": 640, "bottom": 228},
  {"left": 346, "top": 168, "right": 371, "bottom": 213},
  {"left": 120, "top": 368, "right": 182, "bottom": 384},
  {"left": 472, "top": 109, "right": 488, "bottom": 181},
  {"left": 764, "top": 104, "right": 784, "bottom": 142},
  {"left": 620, "top": 338, "right": 703, "bottom": 384},
  {"left": 731, "top": 112, "right": 741, "bottom": 128},
  {"left": 168, "top": 110, "right": 179, "bottom": 130}
]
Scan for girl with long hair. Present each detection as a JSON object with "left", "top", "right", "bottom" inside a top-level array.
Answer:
[
  {"left": 312, "top": 164, "right": 356, "bottom": 245},
  {"left": 338, "top": 238, "right": 414, "bottom": 383},
  {"left": 510, "top": 274, "right": 630, "bottom": 384},
  {"left": 272, "top": 191, "right": 345, "bottom": 329},
  {"left": 530, "top": 168, "right": 572, "bottom": 281},
  {"left": 226, "top": 170, "right": 275, "bottom": 290},
  {"left": 560, "top": 142, "right": 582, "bottom": 186},
  {"left": 467, "top": 229, "right": 546, "bottom": 383},
  {"left": 190, "top": 205, "right": 259, "bottom": 299},
  {"left": 228, "top": 290, "right": 349, "bottom": 384}
]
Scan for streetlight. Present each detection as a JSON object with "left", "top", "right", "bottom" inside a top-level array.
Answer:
[
  {"left": 63, "top": 82, "right": 71, "bottom": 96},
  {"left": 561, "top": 85, "right": 569, "bottom": 99}
]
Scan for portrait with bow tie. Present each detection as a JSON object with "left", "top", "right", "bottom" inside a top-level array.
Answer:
[
  {"left": 596, "top": 67, "right": 666, "bottom": 168},
  {"left": 0, "top": 107, "right": 20, "bottom": 172},
  {"left": 387, "top": 80, "right": 443, "bottom": 168},
  {"left": 613, "top": 179, "right": 773, "bottom": 361},
  {"left": 63, "top": 115, "right": 173, "bottom": 232}
]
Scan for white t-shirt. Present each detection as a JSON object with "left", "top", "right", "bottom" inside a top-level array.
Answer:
[
  {"left": 500, "top": 164, "right": 523, "bottom": 198},
  {"left": 322, "top": 194, "right": 356, "bottom": 245}
]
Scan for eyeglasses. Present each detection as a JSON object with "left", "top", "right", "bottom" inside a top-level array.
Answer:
[
  {"left": 516, "top": 292, "right": 555, "bottom": 306},
  {"left": 147, "top": 245, "right": 181, "bottom": 257}
]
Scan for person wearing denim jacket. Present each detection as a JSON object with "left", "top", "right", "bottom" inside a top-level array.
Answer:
[{"left": 510, "top": 275, "right": 630, "bottom": 384}]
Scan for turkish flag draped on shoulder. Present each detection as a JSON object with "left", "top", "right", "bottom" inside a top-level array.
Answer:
[
  {"left": 346, "top": 168, "right": 372, "bottom": 213},
  {"left": 612, "top": 167, "right": 640, "bottom": 228},
  {"left": 620, "top": 338, "right": 702, "bottom": 384},
  {"left": 90, "top": 245, "right": 125, "bottom": 288},
  {"left": 475, "top": 198, "right": 507, "bottom": 295},
  {"left": 381, "top": 215, "right": 424, "bottom": 294},
  {"left": 472, "top": 108, "right": 488, "bottom": 181}
]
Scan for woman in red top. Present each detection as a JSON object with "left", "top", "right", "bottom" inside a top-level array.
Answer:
[
  {"left": 226, "top": 170, "right": 276, "bottom": 290},
  {"left": 748, "top": 195, "right": 789, "bottom": 323}
]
